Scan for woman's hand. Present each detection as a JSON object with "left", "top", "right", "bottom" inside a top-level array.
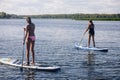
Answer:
[{"left": 24, "top": 28, "right": 26, "bottom": 31}]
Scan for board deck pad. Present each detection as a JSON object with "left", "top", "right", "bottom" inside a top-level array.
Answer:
[{"left": 0, "top": 58, "right": 60, "bottom": 71}]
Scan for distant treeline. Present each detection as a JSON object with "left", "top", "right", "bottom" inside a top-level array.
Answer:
[
  {"left": 0, "top": 12, "right": 22, "bottom": 19},
  {"left": 0, "top": 12, "right": 120, "bottom": 21},
  {"left": 30, "top": 14, "right": 120, "bottom": 21}
]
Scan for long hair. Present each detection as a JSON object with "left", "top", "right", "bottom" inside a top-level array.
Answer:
[{"left": 26, "top": 17, "right": 31, "bottom": 24}]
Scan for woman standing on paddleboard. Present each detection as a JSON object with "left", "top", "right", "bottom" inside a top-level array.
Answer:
[
  {"left": 84, "top": 20, "right": 95, "bottom": 47},
  {"left": 23, "top": 17, "right": 35, "bottom": 66}
]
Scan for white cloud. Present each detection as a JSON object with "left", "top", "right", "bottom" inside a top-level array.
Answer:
[{"left": 0, "top": 0, "right": 120, "bottom": 15}]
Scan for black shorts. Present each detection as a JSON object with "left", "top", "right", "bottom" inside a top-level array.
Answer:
[{"left": 89, "top": 31, "right": 95, "bottom": 35}]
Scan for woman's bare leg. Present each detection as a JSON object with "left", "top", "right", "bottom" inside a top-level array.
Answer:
[
  {"left": 92, "top": 35, "right": 95, "bottom": 47},
  {"left": 26, "top": 41, "right": 30, "bottom": 65},
  {"left": 30, "top": 41, "right": 35, "bottom": 65},
  {"left": 88, "top": 34, "right": 91, "bottom": 47}
]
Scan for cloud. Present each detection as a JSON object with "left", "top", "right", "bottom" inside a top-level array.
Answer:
[{"left": 0, "top": 0, "right": 120, "bottom": 15}]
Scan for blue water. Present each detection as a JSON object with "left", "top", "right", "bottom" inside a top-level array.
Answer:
[{"left": 0, "top": 19, "right": 120, "bottom": 80}]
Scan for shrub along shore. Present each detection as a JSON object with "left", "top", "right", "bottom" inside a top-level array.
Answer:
[{"left": 0, "top": 12, "right": 120, "bottom": 21}]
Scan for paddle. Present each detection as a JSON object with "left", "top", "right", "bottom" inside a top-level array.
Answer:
[
  {"left": 20, "top": 29, "right": 25, "bottom": 72},
  {"left": 79, "top": 32, "right": 86, "bottom": 46}
]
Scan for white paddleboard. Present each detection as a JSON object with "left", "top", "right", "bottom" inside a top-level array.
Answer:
[
  {"left": 75, "top": 44, "right": 108, "bottom": 52},
  {"left": 0, "top": 58, "right": 60, "bottom": 71}
]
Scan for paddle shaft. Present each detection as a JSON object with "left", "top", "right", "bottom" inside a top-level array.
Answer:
[
  {"left": 79, "top": 33, "right": 85, "bottom": 45},
  {"left": 20, "top": 30, "right": 25, "bottom": 71}
]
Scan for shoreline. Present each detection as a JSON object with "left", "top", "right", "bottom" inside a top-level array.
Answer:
[
  {"left": 0, "top": 18, "right": 120, "bottom": 21},
  {"left": 0, "top": 12, "right": 120, "bottom": 21}
]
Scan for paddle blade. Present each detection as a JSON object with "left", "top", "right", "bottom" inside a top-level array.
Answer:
[{"left": 20, "top": 67, "right": 23, "bottom": 72}]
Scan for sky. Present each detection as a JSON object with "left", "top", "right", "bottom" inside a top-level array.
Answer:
[{"left": 0, "top": 0, "right": 120, "bottom": 15}]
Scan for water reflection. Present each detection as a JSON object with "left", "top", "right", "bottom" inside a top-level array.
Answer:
[
  {"left": 87, "top": 51, "right": 95, "bottom": 65},
  {"left": 87, "top": 51, "right": 95, "bottom": 80},
  {"left": 86, "top": 51, "right": 106, "bottom": 80},
  {"left": 24, "top": 70, "right": 35, "bottom": 80}
]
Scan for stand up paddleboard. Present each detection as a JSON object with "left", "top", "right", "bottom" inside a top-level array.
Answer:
[
  {"left": 75, "top": 44, "right": 108, "bottom": 52},
  {"left": 0, "top": 58, "right": 60, "bottom": 71}
]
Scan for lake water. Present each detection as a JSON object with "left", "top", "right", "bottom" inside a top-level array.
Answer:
[{"left": 0, "top": 19, "right": 120, "bottom": 80}]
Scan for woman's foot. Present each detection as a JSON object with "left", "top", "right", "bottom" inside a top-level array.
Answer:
[
  {"left": 24, "top": 62, "right": 29, "bottom": 66},
  {"left": 30, "top": 62, "right": 35, "bottom": 66}
]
